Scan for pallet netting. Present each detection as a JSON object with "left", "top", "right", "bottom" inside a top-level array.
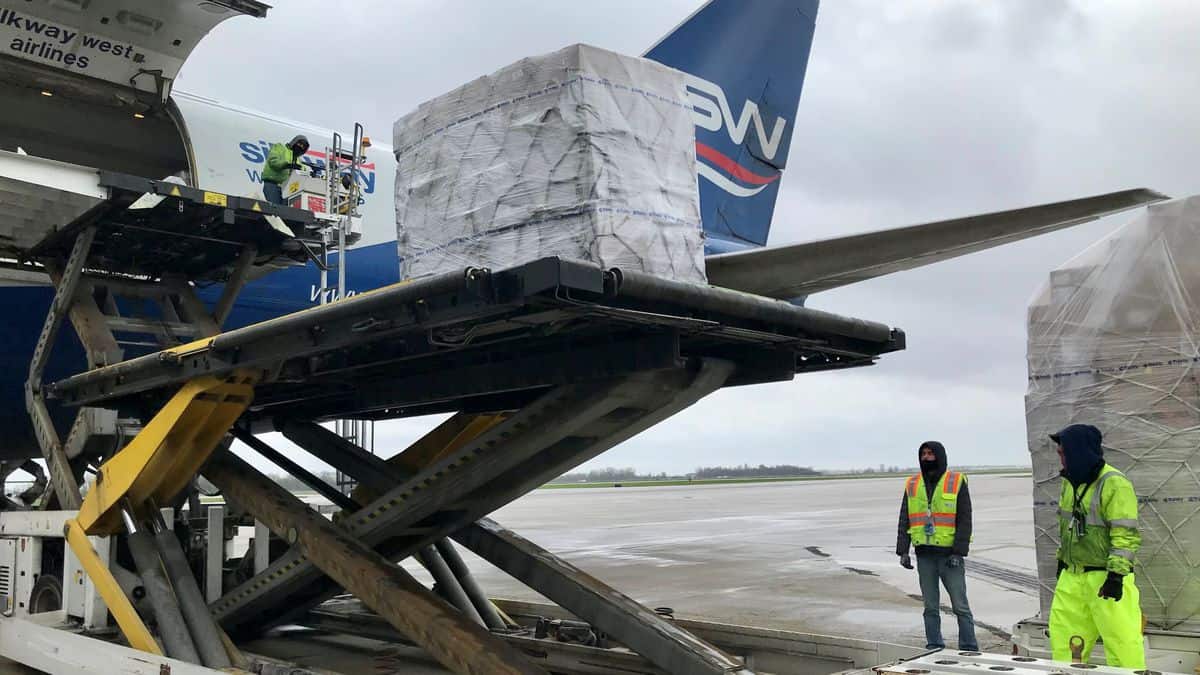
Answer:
[
  {"left": 393, "top": 43, "right": 705, "bottom": 285},
  {"left": 1026, "top": 196, "right": 1200, "bottom": 631}
]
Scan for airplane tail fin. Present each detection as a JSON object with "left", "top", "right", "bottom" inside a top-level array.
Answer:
[{"left": 645, "top": 0, "right": 819, "bottom": 249}]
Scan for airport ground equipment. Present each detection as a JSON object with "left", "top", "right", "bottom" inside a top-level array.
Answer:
[
  {"left": 0, "top": 156, "right": 1181, "bottom": 675},
  {"left": 0, "top": 148, "right": 946, "bottom": 674},
  {"left": 40, "top": 253, "right": 902, "bottom": 673},
  {"left": 13, "top": 165, "right": 318, "bottom": 669}
]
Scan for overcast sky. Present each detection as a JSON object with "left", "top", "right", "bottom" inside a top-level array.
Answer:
[{"left": 176, "top": 1, "right": 1200, "bottom": 475}]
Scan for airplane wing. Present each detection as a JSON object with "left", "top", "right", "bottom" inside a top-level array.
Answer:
[{"left": 704, "top": 188, "right": 1167, "bottom": 299}]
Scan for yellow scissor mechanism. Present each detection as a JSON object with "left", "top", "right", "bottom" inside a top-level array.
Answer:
[{"left": 65, "top": 369, "right": 259, "bottom": 656}]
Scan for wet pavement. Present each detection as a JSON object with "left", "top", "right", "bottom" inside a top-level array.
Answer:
[{"left": 403, "top": 473, "right": 1041, "bottom": 651}]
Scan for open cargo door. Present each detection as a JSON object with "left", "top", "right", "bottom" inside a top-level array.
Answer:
[
  {"left": 0, "top": 0, "right": 268, "bottom": 180},
  {"left": 0, "top": 0, "right": 267, "bottom": 103}
]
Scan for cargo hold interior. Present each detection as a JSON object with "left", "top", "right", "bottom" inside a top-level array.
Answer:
[{"left": 0, "top": 56, "right": 191, "bottom": 181}]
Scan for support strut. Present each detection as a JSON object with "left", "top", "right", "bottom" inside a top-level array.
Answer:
[
  {"left": 275, "top": 419, "right": 490, "bottom": 623},
  {"left": 203, "top": 449, "right": 547, "bottom": 675},
  {"left": 214, "top": 361, "right": 739, "bottom": 675},
  {"left": 26, "top": 226, "right": 96, "bottom": 509},
  {"left": 63, "top": 370, "right": 258, "bottom": 657},
  {"left": 454, "top": 519, "right": 752, "bottom": 675}
]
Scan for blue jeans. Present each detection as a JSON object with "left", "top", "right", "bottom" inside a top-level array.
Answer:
[
  {"left": 917, "top": 553, "right": 978, "bottom": 650},
  {"left": 263, "top": 181, "right": 284, "bottom": 205}
]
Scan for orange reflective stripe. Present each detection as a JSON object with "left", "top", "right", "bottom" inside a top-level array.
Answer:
[
  {"left": 941, "top": 471, "right": 958, "bottom": 495},
  {"left": 910, "top": 512, "right": 955, "bottom": 523},
  {"left": 906, "top": 475, "right": 919, "bottom": 497}
]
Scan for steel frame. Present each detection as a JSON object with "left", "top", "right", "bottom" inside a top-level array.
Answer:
[
  {"left": 303, "top": 598, "right": 927, "bottom": 675},
  {"left": 204, "top": 450, "right": 548, "bottom": 675},
  {"left": 49, "top": 258, "right": 903, "bottom": 419},
  {"left": 209, "top": 361, "right": 740, "bottom": 674},
  {"left": 265, "top": 410, "right": 748, "bottom": 674},
  {"left": 11, "top": 173, "right": 315, "bottom": 669},
  {"left": 8, "top": 163, "right": 915, "bottom": 673}
]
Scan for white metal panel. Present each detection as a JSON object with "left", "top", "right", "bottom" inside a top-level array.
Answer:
[
  {"left": 0, "top": 612, "right": 222, "bottom": 674},
  {"left": 205, "top": 504, "right": 223, "bottom": 602},
  {"left": 0, "top": 0, "right": 267, "bottom": 99},
  {"left": 80, "top": 535, "right": 110, "bottom": 629},
  {"left": 877, "top": 649, "right": 1187, "bottom": 675},
  {"left": 0, "top": 509, "right": 76, "bottom": 537},
  {"left": 12, "top": 534, "right": 40, "bottom": 617},
  {"left": 172, "top": 92, "right": 397, "bottom": 248},
  {"left": 0, "top": 511, "right": 112, "bottom": 626},
  {"left": 0, "top": 537, "right": 15, "bottom": 616},
  {"left": 0, "top": 149, "right": 105, "bottom": 256},
  {"left": 62, "top": 532, "right": 88, "bottom": 619},
  {"left": 254, "top": 521, "right": 269, "bottom": 574}
]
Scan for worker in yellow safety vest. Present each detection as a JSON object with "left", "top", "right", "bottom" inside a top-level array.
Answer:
[
  {"left": 1048, "top": 424, "right": 1145, "bottom": 668},
  {"left": 896, "top": 441, "right": 978, "bottom": 651},
  {"left": 261, "top": 135, "right": 310, "bottom": 206}
]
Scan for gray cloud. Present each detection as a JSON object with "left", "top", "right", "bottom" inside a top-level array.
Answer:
[{"left": 185, "top": 2, "right": 1200, "bottom": 475}]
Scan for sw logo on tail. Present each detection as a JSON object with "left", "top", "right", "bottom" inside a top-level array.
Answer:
[{"left": 646, "top": 0, "right": 819, "bottom": 251}]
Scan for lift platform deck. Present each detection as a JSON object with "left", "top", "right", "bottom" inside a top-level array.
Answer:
[
  {"left": 47, "top": 256, "right": 905, "bottom": 421},
  {"left": 0, "top": 149, "right": 315, "bottom": 267}
]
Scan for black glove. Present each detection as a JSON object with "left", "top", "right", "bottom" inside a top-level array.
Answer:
[
  {"left": 899, "top": 554, "right": 913, "bottom": 570},
  {"left": 1098, "top": 572, "right": 1124, "bottom": 601},
  {"left": 289, "top": 163, "right": 304, "bottom": 171},
  {"left": 1056, "top": 560, "right": 1067, "bottom": 579},
  {"left": 947, "top": 554, "right": 963, "bottom": 568}
]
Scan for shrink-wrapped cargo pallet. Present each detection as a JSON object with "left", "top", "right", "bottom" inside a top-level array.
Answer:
[
  {"left": 393, "top": 43, "right": 705, "bottom": 283},
  {"left": 1026, "top": 196, "right": 1200, "bottom": 631}
]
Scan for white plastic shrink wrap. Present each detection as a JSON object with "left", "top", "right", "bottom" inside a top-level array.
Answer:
[
  {"left": 393, "top": 43, "right": 706, "bottom": 283},
  {"left": 1026, "top": 196, "right": 1200, "bottom": 631}
]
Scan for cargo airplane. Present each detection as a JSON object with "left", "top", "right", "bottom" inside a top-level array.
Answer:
[{"left": 0, "top": 0, "right": 1164, "bottom": 462}]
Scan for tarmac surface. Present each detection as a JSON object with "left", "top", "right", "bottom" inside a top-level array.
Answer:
[
  {"left": 0, "top": 473, "right": 1040, "bottom": 674},
  {"left": 406, "top": 473, "right": 1043, "bottom": 652}
]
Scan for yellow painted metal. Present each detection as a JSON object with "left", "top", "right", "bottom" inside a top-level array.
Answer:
[
  {"left": 64, "top": 519, "right": 163, "bottom": 655},
  {"left": 65, "top": 368, "right": 260, "bottom": 656},
  {"left": 351, "top": 413, "right": 507, "bottom": 506},
  {"left": 76, "top": 369, "right": 259, "bottom": 536},
  {"left": 438, "top": 414, "right": 508, "bottom": 464}
]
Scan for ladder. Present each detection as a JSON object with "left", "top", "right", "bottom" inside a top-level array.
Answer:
[
  {"left": 316, "top": 122, "right": 367, "bottom": 306},
  {"left": 333, "top": 418, "right": 374, "bottom": 495},
  {"left": 315, "top": 122, "right": 374, "bottom": 496}
]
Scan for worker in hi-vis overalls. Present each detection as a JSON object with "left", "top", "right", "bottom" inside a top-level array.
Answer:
[{"left": 1048, "top": 424, "right": 1145, "bottom": 668}]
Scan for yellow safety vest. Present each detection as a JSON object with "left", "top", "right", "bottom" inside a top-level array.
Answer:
[
  {"left": 905, "top": 470, "right": 965, "bottom": 548},
  {"left": 1057, "top": 463, "right": 1140, "bottom": 573}
]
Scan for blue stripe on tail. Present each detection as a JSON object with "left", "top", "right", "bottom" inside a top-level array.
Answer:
[{"left": 645, "top": 0, "right": 819, "bottom": 250}]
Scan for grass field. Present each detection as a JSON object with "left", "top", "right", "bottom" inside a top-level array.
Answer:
[{"left": 541, "top": 467, "right": 1030, "bottom": 489}]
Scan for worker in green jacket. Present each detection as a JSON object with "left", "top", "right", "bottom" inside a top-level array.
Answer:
[
  {"left": 261, "top": 135, "right": 310, "bottom": 205},
  {"left": 1049, "top": 424, "right": 1144, "bottom": 668}
]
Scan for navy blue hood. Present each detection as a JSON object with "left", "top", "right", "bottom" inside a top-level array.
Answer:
[
  {"left": 1051, "top": 424, "right": 1104, "bottom": 486},
  {"left": 918, "top": 441, "right": 947, "bottom": 479}
]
